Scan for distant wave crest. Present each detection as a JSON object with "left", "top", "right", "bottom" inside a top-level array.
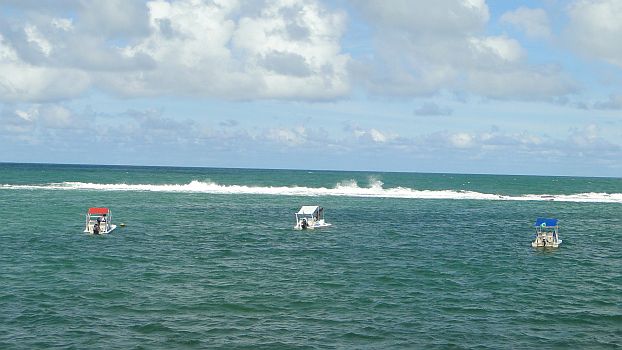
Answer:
[{"left": 2, "top": 180, "right": 622, "bottom": 203}]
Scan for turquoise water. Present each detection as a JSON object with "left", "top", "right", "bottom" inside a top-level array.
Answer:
[{"left": 1, "top": 163, "right": 621, "bottom": 349}]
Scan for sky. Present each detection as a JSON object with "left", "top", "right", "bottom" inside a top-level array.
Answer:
[{"left": 0, "top": 0, "right": 621, "bottom": 176}]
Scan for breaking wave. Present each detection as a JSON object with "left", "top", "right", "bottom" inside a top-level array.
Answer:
[{"left": 2, "top": 180, "right": 622, "bottom": 203}]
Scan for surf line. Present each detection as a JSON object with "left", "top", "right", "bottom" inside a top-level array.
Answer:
[{"left": 2, "top": 181, "right": 622, "bottom": 203}]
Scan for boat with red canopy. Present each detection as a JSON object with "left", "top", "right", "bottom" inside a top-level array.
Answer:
[{"left": 84, "top": 207, "right": 117, "bottom": 234}]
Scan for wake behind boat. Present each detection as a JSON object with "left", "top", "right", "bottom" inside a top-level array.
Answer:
[
  {"left": 84, "top": 207, "right": 117, "bottom": 234},
  {"left": 294, "top": 206, "right": 331, "bottom": 230}
]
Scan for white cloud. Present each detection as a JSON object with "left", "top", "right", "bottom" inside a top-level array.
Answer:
[
  {"left": 570, "top": 123, "right": 599, "bottom": 146},
  {"left": 469, "top": 36, "right": 525, "bottom": 63},
  {"left": 2, "top": 104, "right": 84, "bottom": 131},
  {"left": 413, "top": 125, "right": 620, "bottom": 166},
  {"left": 115, "top": 0, "right": 351, "bottom": 100},
  {"left": 267, "top": 126, "right": 308, "bottom": 146},
  {"left": 0, "top": 34, "right": 91, "bottom": 102},
  {"left": 345, "top": 124, "right": 396, "bottom": 144},
  {"left": 24, "top": 24, "right": 53, "bottom": 56},
  {"left": 0, "top": 1, "right": 582, "bottom": 104},
  {"left": 15, "top": 109, "right": 35, "bottom": 122},
  {"left": 1, "top": 108, "right": 35, "bottom": 135},
  {"left": 350, "top": 0, "right": 575, "bottom": 100},
  {"left": 500, "top": 7, "right": 552, "bottom": 39},
  {"left": 565, "top": 0, "right": 622, "bottom": 67},
  {"left": 369, "top": 128, "right": 388, "bottom": 143},
  {"left": 449, "top": 132, "right": 474, "bottom": 148},
  {"left": 1, "top": 102, "right": 620, "bottom": 174},
  {"left": 39, "top": 104, "right": 76, "bottom": 128},
  {"left": 0, "top": 0, "right": 350, "bottom": 102},
  {"left": 1, "top": 1, "right": 153, "bottom": 71},
  {"left": 51, "top": 18, "right": 73, "bottom": 31}
]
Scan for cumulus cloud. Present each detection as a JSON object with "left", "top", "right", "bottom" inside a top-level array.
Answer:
[
  {"left": 368, "top": 128, "right": 389, "bottom": 143},
  {"left": 111, "top": 0, "right": 350, "bottom": 100},
  {"left": 256, "top": 122, "right": 617, "bottom": 162},
  {"left": 350, "top": 0, "right": 575, "bottom": 100},
  {"left": 469, "top": 35, "right": 525, "bottom": 62},
  {"left": 570, "top": 123, "right": 599, "bottom": 146},
  {"left": 0, "top": 0, "right": 351, "bottom": 102},
  {"left": 343, "top": 123, "right": 397, "bottom": 144},
  {"left": 37, "top": 104, "right": 79, "bottom": 128},
  {"left": 449, "top": 132, "right": 474, "bottom": 148},
  {"left": 258, "top": 51, "right": 312, "bottom": 77},
  {"left": 416, "top": 125, "right": 619, "bottom": 161},
  {"left": 1, "top": 106, "right": 35, "bottom": 135},
  {"left": 500, "top": 7, "right": 552, "bottom": 39},
  {"left": 0, "top": 34, "right": 91, "bottom": 102},
  {"left": 1, "top": 101, "right": 620, "bottom": 174},
  {"left": 0, "top": 1, "right": 149, "bottom": 103},
  {"left": 267, "top": 126, "right": 308, "bottom": 146},
  {"left": 2, "top": 103, "right": 92, "bottom": 133},
  {"left": 565, "top": 0, "right": 622, "bottom": 67},
  {"left": 1, "top": 1, "right": 153, "bottom": 71},
  {"left": 0, "top": 0, "right": 586, "bottom": 104}
]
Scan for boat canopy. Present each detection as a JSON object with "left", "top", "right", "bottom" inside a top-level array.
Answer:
[
  {"left": 297, "top": 206, "right": 320, "bottom": 215},
  {"left": 534, "top": 218, "right": 558, "bottom": 227},
  {"left": 88, "top": 207, "right": 110, "bottom": 215}
]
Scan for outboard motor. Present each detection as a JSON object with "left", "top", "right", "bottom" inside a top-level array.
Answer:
[{"left": 301, "top": 219, "right": 308, "bottom": 230}]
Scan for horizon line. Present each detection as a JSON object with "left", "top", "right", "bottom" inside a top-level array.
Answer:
[{"left": 1, "top": 161, "right": 619, "bottom": 180}]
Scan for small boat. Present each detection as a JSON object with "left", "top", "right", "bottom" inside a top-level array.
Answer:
[
  {"left": 531, "top": 218, "right": 561, "bottom": 248},
  {"left": 294, "top": 206, "right": 332, "bottom": 230},
  {"left": 84, "top": 207, "right": 117, "bottom": 234}
]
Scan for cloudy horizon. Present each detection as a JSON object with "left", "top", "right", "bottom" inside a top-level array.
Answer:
[{"left": 1, "top": 0, "right": 621, "bottom": 176}]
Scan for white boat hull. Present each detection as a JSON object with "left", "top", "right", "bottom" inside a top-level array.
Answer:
[
  {"left": 531, "top": 238, "right": 562, "bottom": 248},
  {"left": 84, "top": 224, "right": 117, "bottom": 235},
  {"left": 294, "top": 221, "right": 332, "bottom": 230}
]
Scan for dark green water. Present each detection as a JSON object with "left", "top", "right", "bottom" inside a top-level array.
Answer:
[{"left": 1, "top": 163, "right": 621, "bottom": 349}]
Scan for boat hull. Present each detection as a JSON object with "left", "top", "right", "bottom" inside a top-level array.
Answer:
[
  {"left": 84, "top": 224, "right": 117, "bottom": 235},
  {"left": 293, "top": 222, "right": 332, "bottom": 230},
  {"left": 531, "top": 238, "right": 562, "bottom": 248}
]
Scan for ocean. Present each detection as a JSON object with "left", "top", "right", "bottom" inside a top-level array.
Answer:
[{"left": 1, "top": 163, "right": 620, "bottom": 349}]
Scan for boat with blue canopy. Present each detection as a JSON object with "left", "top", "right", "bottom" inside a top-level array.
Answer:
[{"left": 531, "top": 218, "right": 561, "bottom": 247}]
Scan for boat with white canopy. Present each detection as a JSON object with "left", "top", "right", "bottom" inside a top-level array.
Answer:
[
  {"left": 531, "top": 218, "right": 561, "bottom": 247},
  {"left": 294, "top": 206, "right": 331, "bottom": 230}
]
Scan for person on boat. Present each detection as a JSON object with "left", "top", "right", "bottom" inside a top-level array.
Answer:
[
  {"left": 92, "top": 222, "right": 100, "bottom": 235},
  {"left": 96, "top": 214, "right": 107, "bottom": 232},
  {"left": 97, "top": 214, "right": 106, "bottom": 227}
]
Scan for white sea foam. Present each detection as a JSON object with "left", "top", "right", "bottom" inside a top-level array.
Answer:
[{"left": 2, "top": 180, "right": 622, "bottom": 203}]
